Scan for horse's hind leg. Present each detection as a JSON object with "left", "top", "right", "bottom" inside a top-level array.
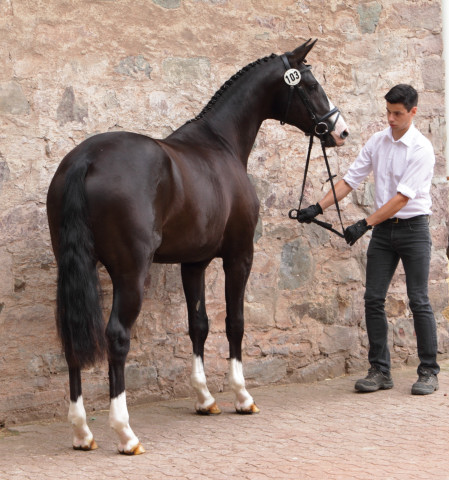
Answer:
[
  {"left": 223, "top": 253, "right": 259, "bottom": 414},
  {"left": 181, "top": 261, "right": 221, "bottom": 415},
  {"left": 106, "top": 274, "right": 146, "bottom": 455},
  {"left": 67, "top": 366, "right": 98, "bottom": 450}
]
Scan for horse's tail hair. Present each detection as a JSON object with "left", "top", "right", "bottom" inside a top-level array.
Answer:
[{"left": 56, "top": 155, "right": 107, "bottom": 369}]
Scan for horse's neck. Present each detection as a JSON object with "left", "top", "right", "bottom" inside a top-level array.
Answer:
[
  {"left": 209, "top": 71, "right": 278, "bottom": 163},
  {"left": 185, "top": 60, "right": 279, "bottom": 167}
]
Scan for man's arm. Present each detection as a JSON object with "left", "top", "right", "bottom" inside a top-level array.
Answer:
[
  {"left": 294, "top": 179, "right": 353, "bottom": 223},
  {"left": 365, "top": 193, "right": 409, "bottom": 227},
  {"left": 318, "top": 179, "right": 353, "bottom": 211},
  {"left": 320, "top": 179, "right": 409, "bottom": 227},
  {"left": 344, "top": 192, "right": 409, "bottom": 246}
]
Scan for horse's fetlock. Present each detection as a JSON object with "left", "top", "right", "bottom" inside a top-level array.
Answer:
[
  {"left": 191, "top": 370, "right": 207, "bottom": 390},
  {"left": 68, "top": 397, "right": 87, "bottom": 427},
  {"left": 110, "top": 415, "right": 129, "bottom": 432},
  {"left": 109, "top": 392, "right": 131, "bottom": 433}
]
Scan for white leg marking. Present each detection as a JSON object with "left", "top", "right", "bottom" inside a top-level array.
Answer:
[
  {"left": 229, "top": 359, "right": 254, "bottom": 411},
  {"left": 68, "top": 396, "right": 94, "bottom": 449},
  {"left": 109, "top": 392, "right": 140, "bottom": 453},
  {"left": 190, "top": 355, "right": 216, "bottom": 411}
]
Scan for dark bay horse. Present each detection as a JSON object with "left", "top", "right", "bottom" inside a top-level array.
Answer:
[{"left": 46, "top": 39, "right": 348, "bottom": 455}]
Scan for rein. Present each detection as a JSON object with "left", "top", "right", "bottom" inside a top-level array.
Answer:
[{"left": 280, "top": 54, "right": 345, "bottom": 239}]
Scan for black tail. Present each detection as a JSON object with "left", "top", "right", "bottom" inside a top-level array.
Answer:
[{"left": 56, "top": 155, "right": 106, "bottom": 368}]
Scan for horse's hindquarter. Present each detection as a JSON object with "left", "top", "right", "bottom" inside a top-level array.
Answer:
[
  {"left": 153, "top": 138, "right": 260, "bottom": 264},
  {"left": 65, "top": 132, "right": 172, "bottom": 269}
]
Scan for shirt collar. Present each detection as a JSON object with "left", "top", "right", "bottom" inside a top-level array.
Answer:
[{"left": 388, "top": 123, "right": 416, "bottom": 146}]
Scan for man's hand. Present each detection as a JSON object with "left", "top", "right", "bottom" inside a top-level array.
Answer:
[
  {"left": 344, "top": 219, "right": 372, "bottom": 246},
  {"left": 296, "top": 203, "right": 323, "bottom": 223}
]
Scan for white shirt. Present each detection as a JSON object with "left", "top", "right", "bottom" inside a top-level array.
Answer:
[{"left": 343, "top": 124, "right": 435, "bottom": 219}]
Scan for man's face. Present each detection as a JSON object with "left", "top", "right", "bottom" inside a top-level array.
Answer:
[{"left": 386, "top": 101, "right": 417, "bottom": 138}]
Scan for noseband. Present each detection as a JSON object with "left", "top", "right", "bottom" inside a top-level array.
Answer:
[{"left": 280, "top": 54, "right": 345, "bottom": 238}]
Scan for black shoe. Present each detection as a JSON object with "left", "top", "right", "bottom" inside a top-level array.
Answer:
[
  {"left": 355, "top": 367, "right": 394, "bottom": 392},
  {"left": 411, "top": 371, "right": 439, "bottom": 395}
]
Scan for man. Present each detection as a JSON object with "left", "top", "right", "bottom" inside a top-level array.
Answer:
[{"left": 298, "top": 84, "right": 439, "bottom": 395}]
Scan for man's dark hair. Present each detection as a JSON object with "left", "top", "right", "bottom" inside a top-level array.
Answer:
[{"left": 384, "top": 84, "right": 418, "bottom": 111}]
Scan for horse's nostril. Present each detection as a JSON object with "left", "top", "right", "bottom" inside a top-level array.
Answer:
[{"left": 340, "top": 130, "right": 349, "bottom": 139}]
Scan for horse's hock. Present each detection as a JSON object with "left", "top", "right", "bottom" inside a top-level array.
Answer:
[{"left": 1, "top": 1, "right": 448, "bottom": 425}]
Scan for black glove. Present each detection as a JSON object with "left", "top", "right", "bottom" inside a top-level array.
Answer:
[
  {"left": 344, "top": 219, "right": 372, "bottom": 246},
  {"left": 296, "top": 203, "right": 323, "bottom": 223}
]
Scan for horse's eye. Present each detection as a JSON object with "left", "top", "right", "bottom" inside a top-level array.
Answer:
[{"left": 308, "top": 83, "right": 319, "bottom": 91}]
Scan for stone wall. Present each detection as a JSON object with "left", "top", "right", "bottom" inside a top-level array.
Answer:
[{"left": 0, "top": 0, "right": 448, "bottom": 424}]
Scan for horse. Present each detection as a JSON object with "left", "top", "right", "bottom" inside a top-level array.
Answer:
[{"left": 46, "top": 39, "right": 348, "bottom": 455}]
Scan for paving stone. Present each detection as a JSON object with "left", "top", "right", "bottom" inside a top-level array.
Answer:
[{"left": 1, "top": 360, "right": 448, "bottom": 479}]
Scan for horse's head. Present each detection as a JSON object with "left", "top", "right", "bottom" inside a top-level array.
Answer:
[{"left": 278, "top": 39, "right": 349, "bottom": 148}]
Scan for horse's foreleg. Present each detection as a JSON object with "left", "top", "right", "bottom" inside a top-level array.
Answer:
[
  {"left": 67, "top": 367, "right": 98, "bottom": 450},
  {"left": 224, "top": 255, "right": 259, "bottom": 414},
  {"left": 181, "top": 262, "right": 220, "bottom": 415},
  {"left": 106, "top": 280, "right": 145, "bottom": 455}
]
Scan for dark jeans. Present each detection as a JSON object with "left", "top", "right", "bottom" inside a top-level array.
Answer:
[{"left": 364, "top": 215, "right": 439, "bottom": 376}]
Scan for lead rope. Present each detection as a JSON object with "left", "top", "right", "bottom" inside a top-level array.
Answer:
[
  {"left": 289, "top": 134, "right": 345, "bottom": 239},
  {"left": 318, "top": 135, "right": 346, "bottom": 238}
]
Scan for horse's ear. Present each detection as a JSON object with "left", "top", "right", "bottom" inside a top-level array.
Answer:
[{"left": 288, "top": 39, "right": 317, "bottom": 66}]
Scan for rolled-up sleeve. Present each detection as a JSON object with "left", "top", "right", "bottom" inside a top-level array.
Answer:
[{"left": 396, "top": 143, "right": 435, "bottom": 200}]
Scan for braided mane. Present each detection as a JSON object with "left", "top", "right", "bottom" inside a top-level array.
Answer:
[{"left": 187, "top": 53, "right": 278, "bottom": 123}]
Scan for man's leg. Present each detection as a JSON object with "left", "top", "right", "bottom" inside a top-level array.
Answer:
[
  {"left": 355, "top": 224, "right": 399, "bottom": 392},
  {"left": 397, "top": 217, "right": 439, "bottom": 394},
  {"left": 364, "top": 224, "right": 400, "bottom": 373}
]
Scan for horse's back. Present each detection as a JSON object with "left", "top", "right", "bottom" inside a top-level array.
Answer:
[{"left": 50, "top": 131, "right": 170, "bottom": 196}]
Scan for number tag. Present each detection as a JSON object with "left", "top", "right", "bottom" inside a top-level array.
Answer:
[{"left": 284, "top": 69, "right": 301, "bottom": 86}]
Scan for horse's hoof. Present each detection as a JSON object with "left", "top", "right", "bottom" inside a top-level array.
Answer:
[
  {"left": 236, "top": 403, "right": 260, "bottom": 414},
  {"left": 196, "top": 402, "right": 222, "bottom": 415},
  {"left": 73, "top": 439, "right": 98, "bottom": 451},
  {"left": 119, "top": 442, "right": 146, "bottom": 456}
]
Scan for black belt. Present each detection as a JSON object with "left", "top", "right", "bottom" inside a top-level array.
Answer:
[{"left": 382, "top": 215, "right": 428, "bottom": 224}]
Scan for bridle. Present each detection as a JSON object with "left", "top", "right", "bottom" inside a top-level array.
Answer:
[
  {"left": 279, "top": 54, "right": 345, "bottom": 238},
  {"left": 279, "top": 55, "right": 341, "bottom": 136}
]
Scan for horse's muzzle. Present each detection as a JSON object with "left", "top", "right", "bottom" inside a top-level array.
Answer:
[{"left": 326, "top": 130, "right": 348, "bottom": 147}]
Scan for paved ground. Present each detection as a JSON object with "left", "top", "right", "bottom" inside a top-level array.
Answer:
[{"left": 1, "top": 360, "right": 449, "bottom": 480}]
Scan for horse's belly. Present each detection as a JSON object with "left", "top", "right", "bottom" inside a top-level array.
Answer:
[{"left": 153, "top": 240, "right": 221, "bottom": 264}]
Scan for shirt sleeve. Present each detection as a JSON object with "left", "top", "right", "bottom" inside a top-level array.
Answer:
[
  {"left": 343, "top": 134, "right": 375, "bottom": 189},
  {"left": 396, "top": 142, "right": 435, "bottom": 200}
]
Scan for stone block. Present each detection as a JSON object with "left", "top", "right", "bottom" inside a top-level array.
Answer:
[
  {"left": 245, "top": 302, "right": 275, "bottom": 331},
  {"left": 56, "top": 87, "right": 88, "bottom": 125},
  {"left": 392, "top": 317, "right": 416, "bottom": 349},
  {"left": 114, "top": 55, "right": 152, "bottom": 78},
  {"left": 278, "top": 238, "right": 314, "bottom": 290},
  {"left": 153, "top": 0, "right": 180, "bottom": 8},
  {"left": 358, "top": 2, "right": 382, "bottom": 34},
  {"left": 291, "top": 357, "right": 347, "bottom": 383},
  {"left": 162, "top": 57, "right": 210, "bottom": 85},
  {"left": 242, "top": 356, "right": 287, "bottom": 386},
  {"left": 125, "top": 363, "right": 158, "bottom": 391},
  {"left": 0, "top": 81, "right": 30, "bottom": 115},
  {"left": 421, "top": 57, "right": 444, "bottom": 91},
  {"left": 318, "top": 325, "right": 359, "bottom": 355}
]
